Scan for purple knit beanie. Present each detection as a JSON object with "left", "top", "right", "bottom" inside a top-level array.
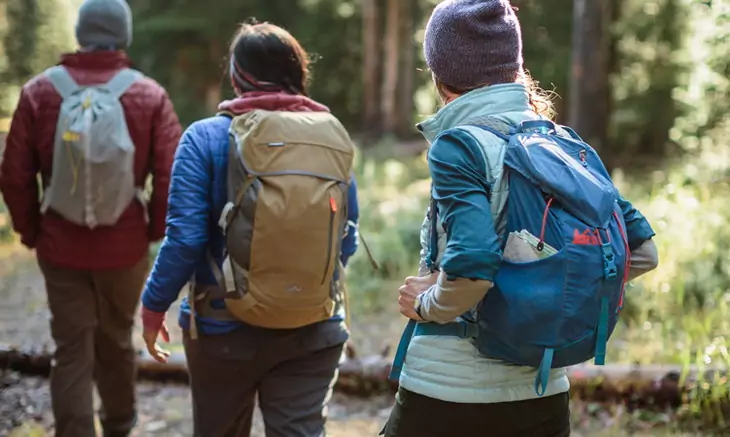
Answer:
[{"left": 424, "top": 0, "right": 523, "bottom": 90}]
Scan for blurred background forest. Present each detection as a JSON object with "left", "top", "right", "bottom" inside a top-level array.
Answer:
[{"left": 1, "top": 0, "right": 730, "bottom": 435}]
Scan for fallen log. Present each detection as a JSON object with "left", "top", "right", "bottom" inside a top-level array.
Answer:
[{"left": 1, "top": 343, "right": 727, "bottom": 411}]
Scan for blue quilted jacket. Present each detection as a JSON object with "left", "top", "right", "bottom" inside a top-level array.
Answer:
[{"left": 141, "top": 114, "right": 360, "bottom": 335}]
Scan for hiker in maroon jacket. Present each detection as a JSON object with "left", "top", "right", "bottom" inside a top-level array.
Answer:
[{"left": 0, "top": 1, "right": 181, "bottom": 436}]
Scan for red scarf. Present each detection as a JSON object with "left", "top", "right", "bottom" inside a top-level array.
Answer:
[{"left": 218, "top": 91, "right": 330, "bottom": 115}]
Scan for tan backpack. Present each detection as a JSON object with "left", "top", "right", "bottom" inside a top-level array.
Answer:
[{"left": 191, "top": 109, "right": 356, "bottom": 334}]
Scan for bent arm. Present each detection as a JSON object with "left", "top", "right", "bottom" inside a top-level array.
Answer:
[
  {"left": 616, "top": 195, "right": 658, "bottom": 280},
  {"left": 418, "top": 130, "right": 502, "bottom": 323},
  {"left": 142, "top": 127, "right": 212, "bottom": 312},
  {"left": 628, "top": 238, "right": 659, "bottom": 281},
  {"left": 617, "top": 196, "right": 655, "bottom": 250}
]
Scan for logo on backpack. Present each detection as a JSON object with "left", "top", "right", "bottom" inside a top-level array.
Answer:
[
  {"left": 41, "top": 66, "right": 144, "bottom": 229},
  {"left": 572, "top": 228, "right": 601, "bottom": 245},
  {"left": 395, "top": 118, "right": 631, "bottom": 397}
]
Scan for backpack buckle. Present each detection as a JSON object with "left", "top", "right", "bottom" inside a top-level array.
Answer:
[
  {"left": 458, "top": 321, "right": 479, "bottom": 339},
  {"left": 601, "top": 242, "right": 618, "bottom": 280}
]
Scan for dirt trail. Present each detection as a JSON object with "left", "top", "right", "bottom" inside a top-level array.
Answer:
[
  {"left": 0, "top": 253, "right": 396, "bottom": 437},
  {"left": 0, "top": 252, "right": 699, "bottom": 436},
  {"left": 0, "top": 373, "right": 392, "bottom": 437}
]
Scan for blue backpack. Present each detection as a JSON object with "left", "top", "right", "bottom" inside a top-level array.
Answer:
[{"left": 390, "top": 118, "right": 631, "bottom": 396}]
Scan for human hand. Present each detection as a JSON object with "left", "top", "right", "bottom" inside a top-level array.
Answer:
[
  {"left": 141, "top": 306, "right": 171, "bottom": 364},
  {"left": 398, "top": 272, "right": 439, "bottom": 321}
]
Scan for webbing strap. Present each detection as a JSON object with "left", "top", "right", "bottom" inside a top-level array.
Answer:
[
  {"left": 188, "top": 281, "right": 199, "bottom": 340},
  {"left": 388, "top": 319, "right": 417, "bottom": 381},
  {"left": 594, "top": 296, "right": 610, "bottom": 366},
  {"left": 600, "top": 241, "right": 618, "bottom": 281},
  {"left": 414, "top": 320, "right": 479, "bottom": 339},
  {"left": 225, "top": 177, "right": 256, "bottom": 229},
  {"left": 388, "top": 320, "right": 479, "bottom": 382},
  {"left": 207, "top": 250, "right": 226, "bottom": 291},
  {"left": 534, "top": 348, "right": 555, "bottom": 396},
  {"left": 357, "top": 231, "right": 379, "bottom": 270},
  {"left": 45, "top": 66, "right": 79, "bottom": 99},
  {"left": 338, "top": 260, "right": 352, "bottom": 330},
  {"left": 104, "top": 68, "right": 141, "bottom": 99}
]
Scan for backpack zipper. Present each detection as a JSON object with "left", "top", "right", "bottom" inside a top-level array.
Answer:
[
  {"left": 579, "top": 149, "right": 588, "bottom": 167},
  {"left": 321, "top": 196, "right": 337, "bottom": 285}
]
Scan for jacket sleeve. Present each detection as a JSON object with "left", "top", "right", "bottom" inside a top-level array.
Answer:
[
  {"left": 340, "top": 175, "right": 359, "bottom": 266},
  {"left": 0, "top": 87, "right": 41, "bottom": 248},
  {"left": 617, "top": 195, "right": 655, "bottom": 251},
  {"left": 147, "top": 90, "right": 182, "bottom": 242},
  {"left": 418, "top": 129, "right": 501, "bottom": 323},
  {"left": 628, "top": 239, "right": 659, "bottom": 281},
  {"left": 142, "top": 125, "right": 211, "bottom": 312}
]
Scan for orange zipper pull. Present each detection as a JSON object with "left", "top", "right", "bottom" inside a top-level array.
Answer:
[{"left": 329, "top": 197, "right": 337, "bottom": 212}]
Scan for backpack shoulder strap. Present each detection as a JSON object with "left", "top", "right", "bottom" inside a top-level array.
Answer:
[
  {"left": 104, "top": 68, "right": 143, "bottom": 100},
  {"left": 45, "top": 66, "right": 79, "bottom": 99},
  {"left": 462, "top": 115, "right": 514, "bottom": 142}
]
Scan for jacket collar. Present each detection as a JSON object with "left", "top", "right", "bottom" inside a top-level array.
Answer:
[{"left": 417, "top": 83, "right": 531, "bottom": 143}]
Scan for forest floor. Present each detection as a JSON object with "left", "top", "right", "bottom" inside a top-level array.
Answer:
[{"left": 0, "top": 249, "right": 708, "bottom": 437}]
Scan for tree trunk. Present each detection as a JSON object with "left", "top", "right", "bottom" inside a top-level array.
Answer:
[
  {"left": 1, "top": 344, "right": 727, "bottom": 409},
  {"left": 569, "top": 0, "right": 612, "bottom": 155},
  {"left": 362, "top": 0, "right": 381, "bottom": 135},
  {"left": 380, "top": 0, "right": 400, "bottom": 134},
  {"left": 395, "top": 0, "right": 415, "bottom": 138}
]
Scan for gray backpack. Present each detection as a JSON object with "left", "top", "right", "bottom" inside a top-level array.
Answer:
[{"left": 41, "top": 66, "right": 144, "bottom": 229}]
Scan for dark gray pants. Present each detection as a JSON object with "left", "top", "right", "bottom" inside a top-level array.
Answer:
[{"left": 184, "top": 320, "right": 348, "bottom": 437}]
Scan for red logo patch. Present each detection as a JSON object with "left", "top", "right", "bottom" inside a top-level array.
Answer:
[{"left": 572, "top": 229, "right": 600, "bottom": 245}]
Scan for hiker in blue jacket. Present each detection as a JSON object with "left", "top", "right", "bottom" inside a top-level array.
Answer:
[
  {"left": 139, "top": 22, "right": 360, "bottom": 437},
  {"left": 383, "top": 1, "right": 660, "bottom": 436}
]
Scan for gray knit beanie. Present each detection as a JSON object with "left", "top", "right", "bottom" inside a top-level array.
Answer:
[
  {"left": 75, "top": 0, "right": 133, "bottom": 49},
  {"left": 424, "top": 0, "right": 523, "bottom": 90}
]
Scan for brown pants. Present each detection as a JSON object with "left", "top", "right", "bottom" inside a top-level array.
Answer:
[
  {"left": 184, "top": 320, "right": 349, "bottom": 437},
  {"left": 38, "top": 256, "right": 149, "bottom": 437}
]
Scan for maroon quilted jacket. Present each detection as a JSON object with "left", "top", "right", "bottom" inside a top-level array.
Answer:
[{"left": 0, "top": 51, "right": 182, "bottom": 269}]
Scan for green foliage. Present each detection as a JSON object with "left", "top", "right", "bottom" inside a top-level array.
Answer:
[
  {"left": 128, "top": 0, "right": 363, "bottom": 127},
  {"left": 510, "top": 0, "right": 573, "bottom": 118},
  {"left": 610, "top": 0, "right": 691, "bottom": 165},
  {"left": 0, "top": 0, "right": 78, "bottom": 116},
  {"left": 345, "top": 149, "right": 430, "bottom": 312}
]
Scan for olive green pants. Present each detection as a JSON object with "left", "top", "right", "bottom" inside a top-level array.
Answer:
[{"left": 39, "top": 256, "right": 149, "bottom": 437}]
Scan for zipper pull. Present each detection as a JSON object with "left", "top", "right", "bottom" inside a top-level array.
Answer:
[
  {"left": 329, "top": 196, "right": 337, "bottom": 212},
  {"left": 579, "top": 149, "right": 588, "bottom": 167}
]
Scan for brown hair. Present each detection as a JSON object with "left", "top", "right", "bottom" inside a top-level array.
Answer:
[
  {"left": 436, "top": 70, "right": 556, "bottom": 120},
  {"left": 229, "top": 21, "right": 310, "bottom": 96}
]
